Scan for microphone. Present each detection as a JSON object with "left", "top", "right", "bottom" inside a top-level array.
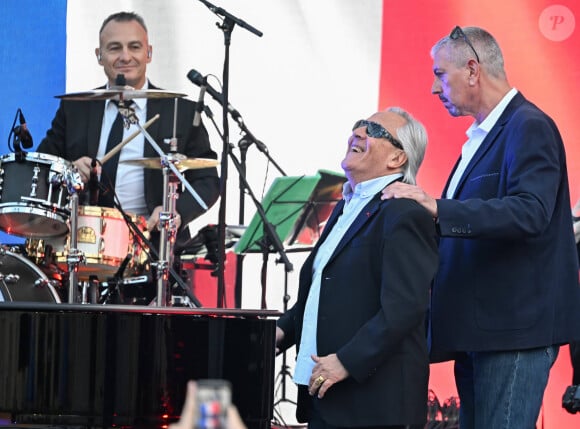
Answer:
[
  {"left": 89, "top": 158, "right": 100, "bottom": 205},
  {"left": 14, "top": 110, "right": 34, "bottom": 149},
  {"left": 115, "top": 73, "right": 126, "bottom": 87},
  {"left": 187, "top": 69, "right": 242, "bottom": 121},
  {"left": 193, "top": 75, "right": 207, "bottom": 127},
  {"left": 187, "top": 69, "right": 269, "bottom": 153}
]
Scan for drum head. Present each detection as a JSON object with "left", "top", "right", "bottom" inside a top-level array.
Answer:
[
  {"left": 0, "top": 205, "right": 70, "bottom": 238},
  {"left": 0, "top": 250, "right": 61, "bottom": 303},
  {"left": 0, "top": 152, "right": 71, "bottom": 238}
]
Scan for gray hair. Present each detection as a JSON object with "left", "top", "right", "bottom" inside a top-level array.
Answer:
[
  {"left": 99, "top": 11, "right": 148, "bottom": 35},
  {"left": 431, "top": 26, "right": 506, "bottom": 79},
  {"left": 387, "top": 106, "right": 428, "bottom": 185}
]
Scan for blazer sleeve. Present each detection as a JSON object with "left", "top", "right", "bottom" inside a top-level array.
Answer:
[
  {"left": 175, "top": 116, "right": 220, "bottom": 226},
  {"left": 437, "top": 106, "right": 564, "bottom": 240},
  {"left": 37, "top": 101, "right": 69, "bottom": 157}
]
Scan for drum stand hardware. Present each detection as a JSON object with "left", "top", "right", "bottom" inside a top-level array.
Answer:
[
  {"left": 64, "top": 165, "right": 86, "bottom": 304},
  {"left": 115, "top": 97, "right": 208, "bottom": 307},
  {"left": 51, "top": 84, "right": 213, "bottom": 307}
]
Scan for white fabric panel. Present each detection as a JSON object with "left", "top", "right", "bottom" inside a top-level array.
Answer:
[
  {"left": 66, "top": 0, "right": 382, "bottom": 309},
  {"left": 66, "top": 1, "right": 382, "bottom": 422}
]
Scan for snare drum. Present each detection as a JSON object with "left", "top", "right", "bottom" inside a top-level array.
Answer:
[
  {"left": 0, "top": 250, "right": 61, "bottom": 302},
  {"left": 27, "top": 206, "right": 148, "bottom": 280},
  {"left": 0, "top": 152, "right": 71, "bottom": 238}
]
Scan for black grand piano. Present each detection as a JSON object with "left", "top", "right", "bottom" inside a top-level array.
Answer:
[{"left": 0, "top": 302, "right": 278, "bottom": 429}]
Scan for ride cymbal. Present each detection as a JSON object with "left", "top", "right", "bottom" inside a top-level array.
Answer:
[
  {"left": 56, "top": 87, "right": 187, "bottom": 101},
  {"left": 120, "top": 154, "right": 219, "bottom": 172}
]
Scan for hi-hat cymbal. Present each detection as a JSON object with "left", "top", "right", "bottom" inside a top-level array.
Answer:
[
  {"left": 56, "top": 86, "right": 187, "bottom": 101},
  {"left": 120, "top": 154, "right": 219, "bottom": 172}
]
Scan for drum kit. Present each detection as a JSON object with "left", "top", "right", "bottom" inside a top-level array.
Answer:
[{"left": 0, "top": 86, "right": 219, "bottom": 307}]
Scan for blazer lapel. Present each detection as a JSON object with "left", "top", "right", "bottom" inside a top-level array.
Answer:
[
  {"left": 87, "top": 100, "right": 106, "bottom": 158},
  {"left": 441, "top": 155, "right": 462, "bottom": 198},
  {"left": 448, "top": 92, "right": 526, "bottom": 198},
  {"left": 144, "top": 98, "right": 163, "bottom": 157},
  {"left": 326, "top": 195, "right": 382, "bottom": 265}
]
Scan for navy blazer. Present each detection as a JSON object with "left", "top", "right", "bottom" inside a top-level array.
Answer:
[
  {"left": 37, "top": 82, "right": 220, "bottom": 229},
  {"left": 432, "top": 92, "right": 580, "bottom": 356},
  {"left": 277, "top": 193, "right": 438, "bottom": 426}
]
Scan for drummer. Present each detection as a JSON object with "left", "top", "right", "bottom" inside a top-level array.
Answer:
[{"left": 37, "top": 11, "right": 220, "bottom": 250}]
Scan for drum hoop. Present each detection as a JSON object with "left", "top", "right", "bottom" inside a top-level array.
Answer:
[
  {"left": 0, "top": 152, "right": 72, "bottom": 173},
  {"left": 78, "top": 205, "right": 133, "bottom": 220},
  {"left": 0, "top": 202, "right": 70, "bottom": 217},
  {"left": 2, "top": 250, "right": 62, "bottom": 303}
]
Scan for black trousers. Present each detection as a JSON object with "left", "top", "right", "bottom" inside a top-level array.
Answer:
[{"left": 308, "top": 396, "right": 424, "bottom": 429}]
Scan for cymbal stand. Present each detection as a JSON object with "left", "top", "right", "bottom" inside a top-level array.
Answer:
[
  {"left": 155, "top": 162, "right": 180, "bottom": 306},
  {"left": 117, "top": 98, "right": 208, "bottom": 307},
  {"left": 113, "top": 199, "right": 203, "bottom": 307},
  {"left": 63, "top": 166, "right": 84, "bottom": 303}
]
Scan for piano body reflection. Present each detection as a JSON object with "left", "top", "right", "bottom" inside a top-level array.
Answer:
[{"left": 0, "top": 303, "right": 278, "bottom": 429}]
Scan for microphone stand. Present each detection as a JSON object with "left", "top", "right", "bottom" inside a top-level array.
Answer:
[
  {"left": 234, "top": 113, "right": 287, "bottom": 308},
  {"left": 197, "top": 0, "right": 262, "bottom": 308},
  {"left": 236, "top": 138, "right": 248, "bottom": 308},
  {"left": 202, "top": 107, "right": 293, "bottom": 309}
]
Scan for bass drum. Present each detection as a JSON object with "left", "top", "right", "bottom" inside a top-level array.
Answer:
[{"left": 0, "top": 250, "right": 61, "bottom": 303}]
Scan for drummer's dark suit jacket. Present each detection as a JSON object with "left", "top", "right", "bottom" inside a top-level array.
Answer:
[
  {"left": 37, "top": 82, "right": 220, "bottom": 232},
  {"left": 277, "top": 192, "right": 439, "bottom": 427}
]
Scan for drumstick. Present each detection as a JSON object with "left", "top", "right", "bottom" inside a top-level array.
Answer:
[{"left": 98, "top": 113, "right": 160, "bottom": 165}]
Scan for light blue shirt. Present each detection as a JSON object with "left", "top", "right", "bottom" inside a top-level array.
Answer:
[
  {"left": 446, "top": 87, "right": 518, "bottom": 199},
  {"left": 292, "top": 173, "right": 402, "bottom": 385}
]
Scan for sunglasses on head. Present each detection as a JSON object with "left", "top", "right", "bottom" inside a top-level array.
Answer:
[
  {"left": 449, "top": 26, "right": 480, "bottom": 63},
  {"left": 352, "top": 119, "right": 404, "bottom": 150}
]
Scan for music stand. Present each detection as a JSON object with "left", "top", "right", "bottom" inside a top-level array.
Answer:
[
  {"left": 235, "top": 170, "right": 345, "bottom": 412},
  {"left": 235, "top": 170, "right": 346, "bottom": 254}
]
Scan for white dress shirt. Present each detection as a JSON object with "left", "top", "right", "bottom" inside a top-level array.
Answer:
[
  {"left": 446, "top": 88, "right": 518, "bottom": 199},
  {"left": 293, "top": 173, "right": 402, "bottom": 385},
  {"left": 96, "top": 82, "right": 148, "bottom": 216}
]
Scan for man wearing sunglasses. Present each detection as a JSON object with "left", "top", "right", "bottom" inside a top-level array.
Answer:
[
  {"left": 383, "top": 26, "right": 580, "bottom": 428},
  {"left": 276, "top": 108, "right": 439, "bottom": 429}
]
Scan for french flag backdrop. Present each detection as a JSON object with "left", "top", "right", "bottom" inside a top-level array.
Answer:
[{"left": 0, "top": 0, "right": 579, "bottom": 426}]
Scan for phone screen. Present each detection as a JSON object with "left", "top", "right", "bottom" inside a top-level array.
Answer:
[{"left": 195, "top": 379, "right": 232, "bottom": 429}]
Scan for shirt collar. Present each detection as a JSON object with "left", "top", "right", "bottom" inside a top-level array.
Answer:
[
  {"left": 105, "top": 79, "right": 149, "bottom": 111},
  {"left": 342, "top": 173, "right": 403, "bottom": 203},
  {"left": 468, "top": 87, "right": 518, "bottom": 136}
]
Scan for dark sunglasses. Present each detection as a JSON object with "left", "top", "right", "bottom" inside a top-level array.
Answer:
[
  {"left": 352, "top": 119, "right": 404, "bottom": 150},
  {"left": 450, "top": 26, "right": 480, "bottom": 63}
]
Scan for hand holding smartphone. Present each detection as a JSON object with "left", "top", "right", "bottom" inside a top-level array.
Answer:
[{"left": 194, "top": 379, "right": 232, "bottom": 429}]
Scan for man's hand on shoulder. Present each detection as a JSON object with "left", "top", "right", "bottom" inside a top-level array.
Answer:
[{"left": 382, "top": 181, "right": 438, "bottom": 219}]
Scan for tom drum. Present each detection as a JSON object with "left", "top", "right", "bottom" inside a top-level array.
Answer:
[{"left": 0, "top": 152, "right": 71, "bottom": 238}]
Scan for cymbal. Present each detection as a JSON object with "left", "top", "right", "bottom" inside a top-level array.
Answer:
[
  {"left": 56, "top": 86, "right": 187, "bottom": 101},
  {"left": 120, "top": 154, "right": 219, "bottom": 172}
]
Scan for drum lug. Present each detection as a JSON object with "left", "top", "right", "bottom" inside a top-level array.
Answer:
[
  {"left": 34, "top": 278, "right": 50, "bottom": 288},
  {"left": 30, "top": 165, "right": 40, "bottom": 197},
  {"left": 1, "top": 273, "right": 20, "bottom": 283}
]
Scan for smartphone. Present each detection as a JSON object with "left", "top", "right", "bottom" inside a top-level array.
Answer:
[{"left": 195, "top": 379, "right": 232, "bottom": 429}]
